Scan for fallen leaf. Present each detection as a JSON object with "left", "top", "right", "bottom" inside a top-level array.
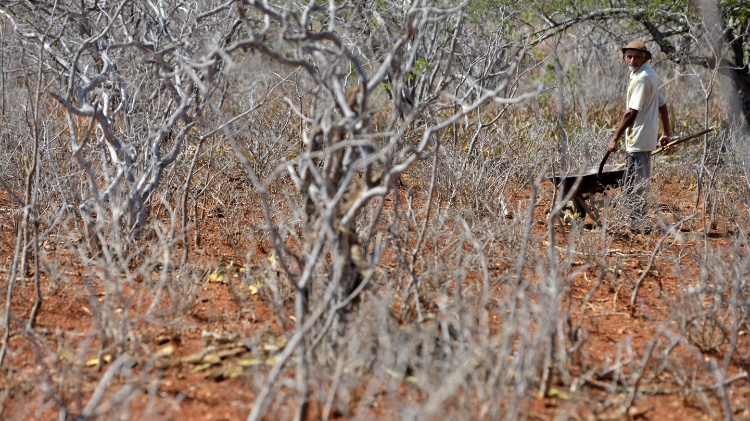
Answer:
[
  {"left": 223, "top": 366, "right": 244, "bottom": 379},
  {"left": 548, "top": 387, "right": 569, "bottom": 399},
  {"left": 154, "top": 345, "right": 175, "bottom": 358},
  {"left": 191, "top": 363, "right": 213, "bottom": 373},
  {"left": 238, "top": 358, "right": 263, "bottom": 367},
  {"left": 202, "top": 353, "right": 221, "bottom": 364},
  {"left": 207, "top": 270, "right": 226, "bottom": 283},
  {"left": 85, "top": 354, "right": 112, "bottom": 367},
  {"left": 215, "top": 347, "right": 245, "bottom": 359}
]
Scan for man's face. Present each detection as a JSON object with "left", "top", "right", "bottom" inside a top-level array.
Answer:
[{"left": 624, "top": 50, "right": 648, "bottom": 72}]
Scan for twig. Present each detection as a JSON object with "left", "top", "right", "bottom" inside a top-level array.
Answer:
[
  {"left": 81, "top": 354, "right": 134, "bottom": 417},
  {"left": 630, "top": 214, "right": 694, "bottom": 315},
  {"left": 181, "top": 135, "right": 205, "bottom": 266},
  {"left": 246, "top": 274, "right": 342, "bottom": 421},
  {"left": 619, "top": 328, "right": 665, "bottom": 418},
  {"left": 0, "top": 206, "right": 28, "bottom": 370},
  {"left": 407, "top": 132, "right": 440, "bottom": 321}
]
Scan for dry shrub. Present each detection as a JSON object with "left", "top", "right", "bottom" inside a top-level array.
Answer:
[
  {"left": 665, "top": 235, "right": 750, "bottom": 354},
  {"left": 2, "top": 1, "right": 750, "bottom": 420}
]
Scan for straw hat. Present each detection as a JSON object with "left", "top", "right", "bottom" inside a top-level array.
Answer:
[{"left": 620, "top": 41, "right": 652, "bottom": 60}]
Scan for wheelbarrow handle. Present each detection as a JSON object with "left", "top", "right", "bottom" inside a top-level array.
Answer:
[
  {"left": 651, "top": 126, "right": 716, "bottom": 156},
  {"left": 596, "top": 150, "right": 610, "bottom": 180},
  {"left": 596, "top": 127, "right": 713, "bottom": 181}
]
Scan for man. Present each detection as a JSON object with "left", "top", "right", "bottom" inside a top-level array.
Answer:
[{"left": 609, "top": 41, "right": 671, "bottom": 231}]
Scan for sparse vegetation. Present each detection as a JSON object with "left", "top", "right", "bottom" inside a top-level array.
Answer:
[{"left": 0, "top": 1, "right": 748, "bottom": 420}]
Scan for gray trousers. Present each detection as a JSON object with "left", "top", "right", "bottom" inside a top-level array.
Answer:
[{"left": 623, "top": 151, "right": 651, "bottom": 224}]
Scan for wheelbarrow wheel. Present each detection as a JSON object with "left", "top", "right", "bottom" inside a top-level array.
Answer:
[{"left": 560, "top": 198, "right": 586, "bottom": 224}]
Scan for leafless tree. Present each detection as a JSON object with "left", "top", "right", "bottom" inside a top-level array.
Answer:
[{"left": 3, "top": 1, "right": 748, "bottom": 420}]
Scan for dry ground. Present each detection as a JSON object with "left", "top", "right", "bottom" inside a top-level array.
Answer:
[{"left": 0, "top": 174, "right": 748, "bottom": 420}]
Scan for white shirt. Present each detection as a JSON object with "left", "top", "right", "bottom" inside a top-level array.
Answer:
[{"left": 625, "top": 63, "right": 666, "bottom": 152}]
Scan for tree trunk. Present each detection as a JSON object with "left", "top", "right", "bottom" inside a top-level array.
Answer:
[{"left": 718, "top": 65, "right": 750, "bottom": 127}]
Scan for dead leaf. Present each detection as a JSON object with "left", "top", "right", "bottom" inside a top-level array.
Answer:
[
  {"left": 548, "top": 387, "right": 569, "bottom": 399},
  {"left": 223, "top": 366, "right": 243, "bottom": 379},
  {"left": 85, "top": 354, "right": 112, "bottom": 367},
  {"left": 206, "top": 270, "right": 226, "bottom": 283},
  {"left": 215, "top": 347, "right": 246, "bottom": 359},
  {"left": 154, "top": 345, "right": 175, "bottom": 359},
  {"left": 191, "top": 363, "right": 213, "bottom": 373},
  {"left": 238, "top": 358, "right": 263, "bottom": 367},
  {"left": 202, "top": 353, "right": 221, "bottom": 364}
]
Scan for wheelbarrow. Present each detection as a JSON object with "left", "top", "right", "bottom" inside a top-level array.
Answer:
[
  {"left": 548, "top": 127, "right": 715, "bottom": 226},
  {"left": 549, "top": 164, "right": 624, "bottom": 225}
]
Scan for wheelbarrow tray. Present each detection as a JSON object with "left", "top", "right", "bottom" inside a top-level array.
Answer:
[
  {"left": 549, "top": 164, "right": 625, "bottom": 197},
  {"left": 548, "top": 164, "right": 626, "bottom": 225}
]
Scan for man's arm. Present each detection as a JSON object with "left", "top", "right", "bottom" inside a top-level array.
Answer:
[
  {"left": 609, "top": 108, "right": 638, "bottom": 152},
  {"left": 658, "top": 104, "right": 671, "bottom": 148}
]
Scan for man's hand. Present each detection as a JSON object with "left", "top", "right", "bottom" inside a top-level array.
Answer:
[
  {"left": 659, "top": 134, "right": 671, "bottom": 151},
  {"left": 609, "top": 137, "right": 620, "bottom": 152}
]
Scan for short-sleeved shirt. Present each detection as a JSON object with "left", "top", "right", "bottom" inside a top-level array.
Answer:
[{"left": 625, "top": 63, "right": 666, "bottom": 152}]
